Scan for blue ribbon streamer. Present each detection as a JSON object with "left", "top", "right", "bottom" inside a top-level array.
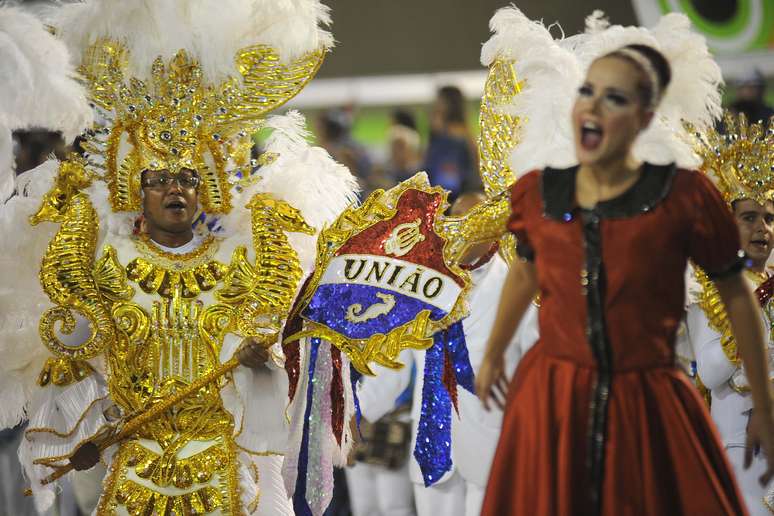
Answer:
[
  {"left": 293, "top": 338, "right": 320, "bottom": 516},
  {"left": 351, "top": 365, "right": 362, "bottom": 426},
  {"left": 413, "top": 321, "right": 475, "bottom": 486}
]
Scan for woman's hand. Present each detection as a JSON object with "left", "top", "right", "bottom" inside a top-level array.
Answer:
[
  {"left": 236, "top": 336, "right": 270, "bottom": 369},
  {"left": 476, "top": 350, "right": 509, "bottom": 411},
  {"left": 745, "top": 408, "right": 774, "bottom": 486}
]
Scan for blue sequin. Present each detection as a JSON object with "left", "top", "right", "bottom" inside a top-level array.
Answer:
[
  {"left": 304, "top": 284, "right": 446, "bottom": 339},
  {"left": 413, "top": 322, "right": 475, "bottom": 487},
  {"left": 351, "top": 364, "right": 363, "bottom": 426}
]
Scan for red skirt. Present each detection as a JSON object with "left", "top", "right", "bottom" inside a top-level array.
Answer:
[{"left": 481, "top": 346, "right": 748, "bottom": 516}]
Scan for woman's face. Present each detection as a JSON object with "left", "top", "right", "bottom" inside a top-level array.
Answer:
[{"left": 571, "top": 56, "right": 653, "bottom": 167}]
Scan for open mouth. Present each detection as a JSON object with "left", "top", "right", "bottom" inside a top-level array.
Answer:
[
  {"left": 164, "top": 199, "right": 187, "bottom": 212},
  {"left": 580, "top": 120, "right": 603, "bottom": 151},
  {"left": 750, "top": 239, "right": 769, "bottom": 250}
]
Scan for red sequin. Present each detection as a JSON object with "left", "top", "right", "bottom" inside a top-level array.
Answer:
[
  {"left": 330, "top": 347, "right": 345, "bottom": 446},
  {"left": 335, "top": 189, "right": 465, "bottom": 287},
  {"left": 756, "top": 276, "right": 774, "bottom": 307},
  {"left": 442, "top": 346, "right": 459, "bottom": 416}
]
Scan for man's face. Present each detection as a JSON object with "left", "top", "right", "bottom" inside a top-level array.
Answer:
[
  {"left": 733, "top": 199, "right": 774, "bottom": 268},
  {"left": 141, "top": 168, "right": 200, "bottom": 234}
]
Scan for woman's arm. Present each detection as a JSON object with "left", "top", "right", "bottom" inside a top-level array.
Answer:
[
  {"left": 714, "top": 273, "right": 774, "bottom": 484},
  {"left": 476, "top": 258, "right": 538, "bottom": 410}
]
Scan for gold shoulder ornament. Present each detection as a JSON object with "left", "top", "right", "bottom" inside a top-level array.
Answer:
[{"left": 476, "top": 57, "right": 524, "bottom": 264}]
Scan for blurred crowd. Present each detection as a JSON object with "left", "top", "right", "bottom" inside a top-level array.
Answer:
[
  {"left": 3, "top": 74, "right": 773, "bottom": 516},
  {"left": 314, "top": 85, "right": 481, "bottom": 204}
]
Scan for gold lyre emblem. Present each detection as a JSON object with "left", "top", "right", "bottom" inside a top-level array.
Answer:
[{"left": 384, "top": 218, "right": 425, "bottom": 257}]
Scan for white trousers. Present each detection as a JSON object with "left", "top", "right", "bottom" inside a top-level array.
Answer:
[
  {"left": 413, "top": 470, "right": 484, "bottom": 516},
  {"left": 346, "top": 461, "right": 416, "bottom": 516},
  {"left": 726, "top": 446, "right": 772, "bottom": 516}
]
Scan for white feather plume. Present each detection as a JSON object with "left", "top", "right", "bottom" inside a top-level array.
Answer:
[
  {"left": 0, "top": 6, "right": 92, "bottom": 200},
  {"left": 481, "top": 7, "right": 723, "bottom": 176},
  {"left": 47, "top": 0, "right": 334, "bottom": 84},
  {"left": 481, "top": 7, "right": 581, "bottom": 175},
  {"left": 0, "top": 7, "right": 91, "bottom": 139},
  {"left": 0, "top": 160, "right": 59, "bottom": 429},
  {"left": 219, "top": 111, "right": 359, "bottom": 273}
]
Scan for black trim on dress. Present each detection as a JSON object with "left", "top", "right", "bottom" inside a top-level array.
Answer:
[
  {"left": 542, "top": 162, "right": 677, "bottom": 221},
  {"left": 580, "top": 208, "right": 612, "bottom": 515}
]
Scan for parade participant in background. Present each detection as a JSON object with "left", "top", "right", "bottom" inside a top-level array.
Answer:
[
  {"left": 680, "top": 114, "right": 774, "bottom": 515},
  {"left": 380, "top": 110, "right": 423, "bottom": 188},
  {"left": 345, "top": 348, "right": 416, "bottom": 516},
  {"left": 474, "top": 8, "right": 773, "bottom": 515},
  {"left": 354, "top": 192, "right": 539, "bottom": 516},
  {"left": 423, "top": 86, "right": 480, "bottom": 200},
  {"left": 0, "top": 1, "right": 357, "bottom": 514}
]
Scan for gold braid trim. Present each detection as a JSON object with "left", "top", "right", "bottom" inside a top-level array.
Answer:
[
  {"left": 695, "top": 267, "right": 742, "bottom": 366},
  {"left": 247, "top": 461, "right": 261, "bottom": 513},
  {"left": 695, "top": 267, "right": 769, "bottom": 368}
]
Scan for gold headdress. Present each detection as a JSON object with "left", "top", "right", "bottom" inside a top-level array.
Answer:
[
  {"left": 687, "top": 113, "right": 774, "bottom": 206},
  {"left": 79, "top": 39, "right": 324, "bottom": 214}
]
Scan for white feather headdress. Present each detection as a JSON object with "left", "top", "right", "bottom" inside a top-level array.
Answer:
[
  {"left": 480, "top": 7, "right": 723, "bottom": 177},
  {"left": 47, "top": 0, "right": 334, "bottom": 83},
  {"left": 44, "top": 0, "right": 342, "bottom": 230}
]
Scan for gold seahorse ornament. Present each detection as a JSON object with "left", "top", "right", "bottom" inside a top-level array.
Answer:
[
  {"left": 217, "top": 193, "right": 315, "bottom": 338},
  {"left": 31, "top": 159, "right": 132, "bottom": 368}
]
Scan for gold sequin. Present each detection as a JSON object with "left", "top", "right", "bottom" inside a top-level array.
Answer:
[{"left": 686, "top": 113, "right": 774, "bottom": 206}]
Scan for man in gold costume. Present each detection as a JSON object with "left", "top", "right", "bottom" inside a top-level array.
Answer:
[
  {"left": 0, "top": 1, "right": 357, "bottom": 514},
  {"left": 679, "top": 114, "right": 774, "bottom": 515}
]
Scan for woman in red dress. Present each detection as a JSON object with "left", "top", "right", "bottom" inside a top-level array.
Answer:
[{"left": 476, "top": 44, "right": 774, "bottom": 515}]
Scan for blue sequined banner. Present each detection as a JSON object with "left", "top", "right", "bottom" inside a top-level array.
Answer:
[
  {"left": 304, "top": 284, "right": 445, "bottom": 339},
  {"left": 413, "top": 322, "right": 475, "bottom": 486}
]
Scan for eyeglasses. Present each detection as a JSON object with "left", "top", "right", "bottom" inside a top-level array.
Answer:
[{"left": 141, "top": 172, "right": 201, "bottom": 190}]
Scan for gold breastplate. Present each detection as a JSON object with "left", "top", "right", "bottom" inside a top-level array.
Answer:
[{"left": 109, "top": 235, "right": 232, "bottom": 443}]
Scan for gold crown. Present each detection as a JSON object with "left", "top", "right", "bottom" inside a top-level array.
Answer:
[
  {"left": 78, "top": 38, "right": 325, "bottom": 214},
  {"left": 687, "top": 112, "right": 774, "bottom": 206}
]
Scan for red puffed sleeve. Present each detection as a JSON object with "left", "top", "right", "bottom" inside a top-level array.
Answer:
[
  {"left": 507, "top": 171, "right": 539, "bottom": 261},
  {"left": 685, "top": 170, "right": 743, "bottom": 279}
]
